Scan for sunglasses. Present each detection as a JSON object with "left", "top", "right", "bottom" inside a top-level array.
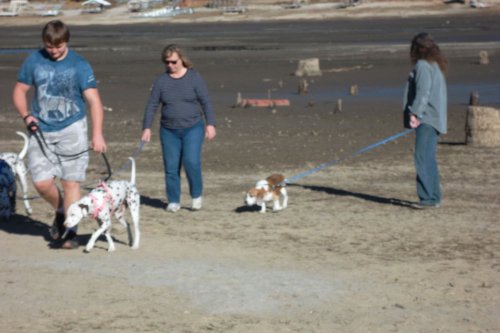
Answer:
[{"left": 165, "top": 60, "right": 178, "bottom": 65}]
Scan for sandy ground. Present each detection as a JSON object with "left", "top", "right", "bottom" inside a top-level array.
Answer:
[{"left": 1, "top": 3, "right": 500, "bottom": 333}]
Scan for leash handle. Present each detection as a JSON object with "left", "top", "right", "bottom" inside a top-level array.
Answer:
[
  {"left": 101, "top": 153, "right": 112, "bottom": 181},
  {"left": 27, "top": 120, "right": 38, "bottom": 134}
]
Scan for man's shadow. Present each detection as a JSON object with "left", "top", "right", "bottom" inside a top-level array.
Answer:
[{"left": 0, "top": 214, "right": 51, "bottom": 240}]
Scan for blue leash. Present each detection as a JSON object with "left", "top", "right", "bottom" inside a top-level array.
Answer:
[{"left": 284, "top": 129, "right": 414, "bottom": 185}]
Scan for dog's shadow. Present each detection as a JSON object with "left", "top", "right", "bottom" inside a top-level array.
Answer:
[
  {"left": 0, "top": 214, "right": 131, "bottom": 251},
  {"left": 234, "top": 205, "right": 263, "bottom": 213},
  {"left": 289, "top": 183, "right": 415, "bottom": 208}
]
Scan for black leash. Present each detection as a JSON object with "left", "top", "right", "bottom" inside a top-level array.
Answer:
[
  {"left": 27, "top": 120, "right": 112, "bottom": 181},
  {"left": 15, "top": 122, "right": 145, "bottom": 201}
]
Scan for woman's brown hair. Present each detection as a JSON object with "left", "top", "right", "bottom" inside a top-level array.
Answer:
[{"left": 410, "top": 32, "right": 447, "bottom": 73}]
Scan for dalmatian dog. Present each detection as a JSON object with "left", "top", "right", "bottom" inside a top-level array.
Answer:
[
  {"left": 0, "top": 131, "right": 32, "bottom": 215},
  {"left": 64, "top": 157, "right": 140, "bottom": 253},
  {"left": 245, "top": 173, "right": 288, "bottom": 213}
]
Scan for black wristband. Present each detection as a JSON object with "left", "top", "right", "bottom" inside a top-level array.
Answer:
[{"left": 23, "top": 114, "right": 31, "bottom": 121}]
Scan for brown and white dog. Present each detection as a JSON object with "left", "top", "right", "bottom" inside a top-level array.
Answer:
[
  {"left": 245, "top": 173, "right": 288, "bottom": 213},
  {"left": 0, "top": 131, "right": 32, "bottom": 215},
  {"left": 64, "top": 157, "right": 140, "bottom": 253}
]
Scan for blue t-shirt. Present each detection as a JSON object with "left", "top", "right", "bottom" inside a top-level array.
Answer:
[{"left": 17, "top": 48, "right": 96, "bottom": 132}]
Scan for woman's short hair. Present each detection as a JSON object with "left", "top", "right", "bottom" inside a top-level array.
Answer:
[
  {"left": 161, "top": 44, "right": 193, "bottom": 68},
  {"left": 42, "top": 20, "right": 70, "bottom": 45},
  {"left": 410, "top": 32, "right": 447, "bottom": 73}
]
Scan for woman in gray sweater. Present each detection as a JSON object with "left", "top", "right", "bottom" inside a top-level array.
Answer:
[
  {"left": 142, "top": 44, "right": 216, "bottom": 212},
  {"left": 404, "top": 33, "right": 447, "bottom": 209}
]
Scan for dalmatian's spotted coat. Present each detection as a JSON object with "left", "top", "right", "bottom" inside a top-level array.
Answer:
[{"left": 64, "top": 157, "right": 140, "bottom": 253}]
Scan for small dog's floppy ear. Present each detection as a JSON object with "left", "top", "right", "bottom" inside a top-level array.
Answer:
[{"left": 79, "top": 203, "right": 90, "bottom": 217}]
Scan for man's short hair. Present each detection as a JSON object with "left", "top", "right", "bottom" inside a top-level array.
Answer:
[{"left": 42, "top": 20, "right": 70, "bottom": 45}]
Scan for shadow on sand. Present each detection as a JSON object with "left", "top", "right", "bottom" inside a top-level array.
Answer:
[
  {"left": 289, "top": 183, "right": 416, "bottom": 208},
  {"left": 0, "top": 213, "right": 130, "bottom": 251},
  {"left": 234, "top": 183, "right": 416, "bottom": 213},
  {"left": 0, "top": 214, "right": 51, "bottom": 239},
  {"left": 140, "top": 194, "right": 165, "bottom": 209}
]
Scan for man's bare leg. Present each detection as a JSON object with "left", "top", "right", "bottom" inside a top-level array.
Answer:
[
  {"left": 60, "top": 179, "right": 81, "bottom": 249},
  {"left": 61, "top": 179, "right": 81, "bottom": 213},
  {"left": 33, "top": 178, "right": 63, "bottom": 211},
  {"left": 34, "top": 178, "right": 81, "bottom": 249}
]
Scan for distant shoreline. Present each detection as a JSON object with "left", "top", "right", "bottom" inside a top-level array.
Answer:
[{"left": 1, "top": 1, "right": 499, "bottom": 27}]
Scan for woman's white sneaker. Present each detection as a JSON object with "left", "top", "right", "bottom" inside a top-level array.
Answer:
[
  {"left": 192, "top": 197, "right": 202, "bottom": 210},
  {"left": 166, "top": 203, "right": 181, "bottom": 213}
]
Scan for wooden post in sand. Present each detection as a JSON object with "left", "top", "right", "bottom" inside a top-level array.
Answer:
[
  {"left": 235, "top": 92, "right": 242, "bottom": 107},
  {"left": 479, "top": 50, "right": 489, "bottom": 65},
  {"left": 465, "top": 91, "right": 479, "bottom": 143},
  {"left": 335, "top": 99, "right": 342, "bottom": 113},
  {"left": 349, "top": 84, "right": 359, "bottom": 96},
  {"left": 469, "top": 91, "right": 479, "bottom": 106},
  {"left": 298, "top": 79, "right": 309, "bottom": 95}
]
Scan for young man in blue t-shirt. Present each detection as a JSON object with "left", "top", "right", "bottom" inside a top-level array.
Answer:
[{"left": 13, "top": 20, "right": 107, "bottom": 249}]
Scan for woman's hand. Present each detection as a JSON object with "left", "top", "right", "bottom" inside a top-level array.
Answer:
[
  {"left": 141, "top": 128, "right": 152, "bottom": 143},
  {"left": 205, "top": 125, "right": 216, "bottom": 140},
  {"left": 409, "top": 114, "right": 421, "bottom": 129}
]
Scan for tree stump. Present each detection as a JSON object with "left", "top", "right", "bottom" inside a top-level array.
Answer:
[
  {"left": 294, "top": 58, "right": 322, "bottom": 77},
  {"left": 466, "top": 106, "right": 500, "bottom": 147}
]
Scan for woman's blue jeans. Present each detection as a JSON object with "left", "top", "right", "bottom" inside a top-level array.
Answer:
[
  {"left": 414, "top": 123, "right": 441, "bottom": 205},
  {"left": 160, "top": 121, "right": 204, "bottom": 204}
]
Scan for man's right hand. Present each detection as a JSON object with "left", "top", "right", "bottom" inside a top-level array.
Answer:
[{"left": 24, "top": 114, "right": 38, "bottom": 133}]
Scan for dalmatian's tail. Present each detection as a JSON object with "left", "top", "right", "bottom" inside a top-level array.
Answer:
[{"left": 15, "top": 131, "right": 29, "bottom": 160}]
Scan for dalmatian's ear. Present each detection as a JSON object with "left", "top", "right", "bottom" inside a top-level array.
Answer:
[{"left": 79, "top": 204, "right": 90, "bottom": 217}]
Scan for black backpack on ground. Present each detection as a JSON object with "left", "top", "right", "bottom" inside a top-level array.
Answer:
[{"left": 0, "top": 159, "right": 16, "bottom": 221}]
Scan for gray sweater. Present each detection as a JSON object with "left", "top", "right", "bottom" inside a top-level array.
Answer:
[
  {"left": 143, "top": 68, "right": 216, "bottom": 130},
  {"left": 404, "top": 60, "right": 447, "bottom": 134}
]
